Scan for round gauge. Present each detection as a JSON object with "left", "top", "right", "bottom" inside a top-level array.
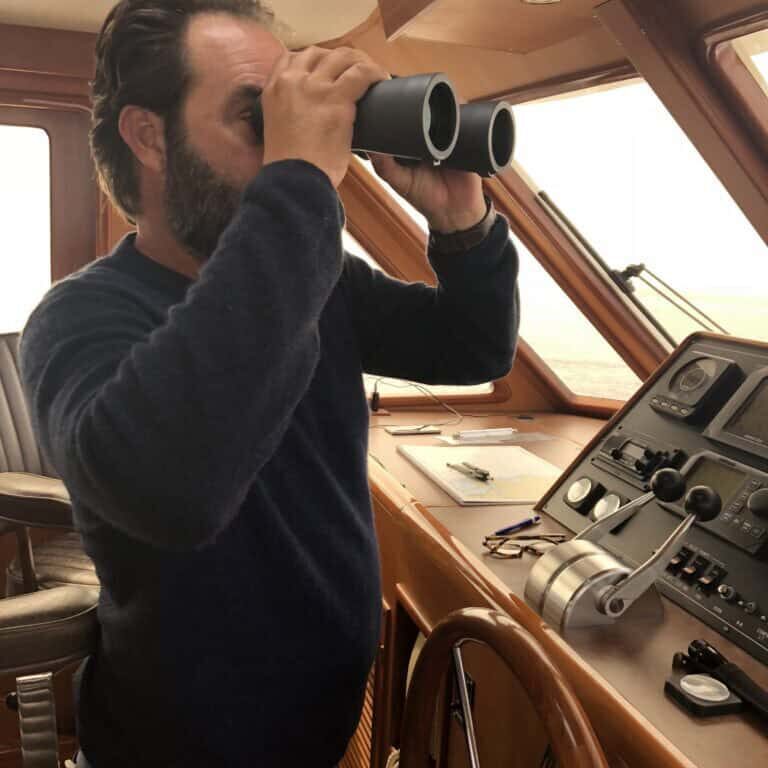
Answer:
[
  {"left": 670, "top": 358, "right": 718, "bottom": 398},
  {"left": 590, "top": 492, "right": 623, "bottom": 521},
  {"left": 680, "top": 674, "right": 731, "bottom": 703},
  {"left": 566, "top": 478, "right": 593, "bottom": 505}
]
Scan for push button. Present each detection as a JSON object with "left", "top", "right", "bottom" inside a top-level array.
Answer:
[
  {"left": 698, "top": 566, "right": 726, "bottom": 593},
  {"left": 681, "top": 556, "right": 710, "bottom": 581},
  {"left": 667, "top": 547, "right": 694, "bottom": 575}
]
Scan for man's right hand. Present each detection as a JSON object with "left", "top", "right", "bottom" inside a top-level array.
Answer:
[{"left": 261, "top": 47, "right": 389, "bottom": 189}]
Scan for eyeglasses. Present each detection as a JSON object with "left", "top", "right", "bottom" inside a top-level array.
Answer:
[{"left": 482, "top": 532, "right": 568, "bottom": 559}]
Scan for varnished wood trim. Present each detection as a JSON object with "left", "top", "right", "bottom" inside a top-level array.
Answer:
[
  {"left": 395, "top": 583, "right": 433, "bottom": 636},
  {"left": 0, "top": 106, "right": 98, "bottom": 281},
  {"left": 701, "top": 9, "right": 768, "bottom": 160},
  {"left": 596, "top": 0, "right": 768, "bottom": 243},
  {"left": 700, "top": 7, "right": 768, "bottom": 50},
  {"left": 0, "top": 24, "right": 95, "bottom": 81},
  {"left": 482, "top": 62, "right": 636, "bottom": 105},
  {"left": 378, "top": 0, "right": 438, "bottom": 41}
]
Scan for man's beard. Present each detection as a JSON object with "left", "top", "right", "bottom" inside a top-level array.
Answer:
[{"left": 164, "top": 118, "right": 243, "bottom": 264}]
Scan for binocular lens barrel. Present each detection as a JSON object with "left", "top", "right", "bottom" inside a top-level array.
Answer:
[
  {"left": 249, "top": 73, "right": 514, "bottom": 176},
  {"left": 441, "top": 101, "right": 515, "bottom": 177},
  {"left": 352, "top": 74, "right": 459, "bottom": 162}
]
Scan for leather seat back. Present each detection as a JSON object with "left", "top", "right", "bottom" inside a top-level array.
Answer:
[
  {"left": 0, "top": 332, "right": 57, "bottom": 536},
  {"left": 0, "top": 332, "right": 56, "bottom": 477}
]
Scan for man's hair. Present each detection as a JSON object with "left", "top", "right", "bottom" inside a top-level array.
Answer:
[{"left": 91, "top": 0, "right": 275, "bottom": 221}]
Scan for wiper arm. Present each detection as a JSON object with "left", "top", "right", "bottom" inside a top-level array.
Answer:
[
  {"left": 616, "top": 263, "right": 729, "bottom": 335},
  {"left": 536, "top": 190, "right": 676, "bottom": 347}
]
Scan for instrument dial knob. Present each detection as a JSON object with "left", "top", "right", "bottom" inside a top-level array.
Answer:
[
  {"left": 566, "top": 478, "right": 593, "bottom": 504},
  {"left": 591, "top": 493, "right": 622, "bottom": 522},
  {"left": 717, "top": 584, "right": 738, "bottom": 603}
]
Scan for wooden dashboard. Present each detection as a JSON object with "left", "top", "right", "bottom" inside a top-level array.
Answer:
[{"left": 362, "top": 409, "right": 768, "bottom": 768}]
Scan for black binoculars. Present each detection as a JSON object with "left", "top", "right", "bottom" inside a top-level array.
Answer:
[{"left": 249, "top": 73, "right": 514, "bottom": 178}]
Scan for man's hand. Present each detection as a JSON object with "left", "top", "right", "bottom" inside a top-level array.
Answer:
[
  {"left": 369, "top": 154, "right": 487, "bottom": 234},
  {"left": 262, "top": 47, "right": 389, "bottom": 189}
]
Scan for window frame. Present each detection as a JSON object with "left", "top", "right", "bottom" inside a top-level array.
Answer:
[
  {"left": 0, "top": 24, "right": 99, "bottom": 280},
  {"left": 340, "top": 161, "right": 517, "bottom": 409},
  {"left": 701, "top": 8, "right": 768, "bottom": 161},
  {"left": 0, "top": 105, "right": 98, "bottom": 283}
]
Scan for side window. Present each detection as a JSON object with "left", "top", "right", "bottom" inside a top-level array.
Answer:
[
  {"left": 516, "top": 235, "right": 642, "bottom": 400},
  {"left": 0, "top": 125, "right": 51, "bottom": 333},
  {"left": 513, "top": 79, "right": 768, "bottom": 347},
  {"left": 343, "top": 229, "right": 494, "bottom": 398},
  {"left": 357, "top": 144, "right": 642, "bottom": 401}
]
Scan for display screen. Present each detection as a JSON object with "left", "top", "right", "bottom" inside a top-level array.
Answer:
[
  {"left": 726, "top": 380, "right": 768, "bottom": 446},
  {"left": 685, "top": 458, "right": 745, "bottom": 505}
]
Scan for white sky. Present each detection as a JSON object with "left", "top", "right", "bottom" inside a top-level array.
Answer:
[
  {"left": 754, "top": 51, "right": 768, "bottom": 83},
  {"left": 0, "top": 125, "right": 51, "bottom": 334}
]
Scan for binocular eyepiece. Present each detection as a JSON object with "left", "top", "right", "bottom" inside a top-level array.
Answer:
[{"left": 249, "top": 73, "right": 514, "bottom": 178}]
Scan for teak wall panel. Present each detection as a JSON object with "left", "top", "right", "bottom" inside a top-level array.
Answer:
[{"left": 0, "top": 24, "right": 95, "bottom": 82}]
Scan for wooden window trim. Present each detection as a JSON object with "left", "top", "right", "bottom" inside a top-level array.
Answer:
[
  {"left": 481, "top": 61, "right": 637, "bottom": 105},
  {"left": 0, "top": 25, "right": 98, "bottom": 277},
  {"left": 701, "top": 9, "right": 768, "bottom": 161},
  {"left": 340, "top": 159, "right": 558, "bottom": 410},
  {"left": 0, "top": 104, "right": 97, "bottom": 283}
]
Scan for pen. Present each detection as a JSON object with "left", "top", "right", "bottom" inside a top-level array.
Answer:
[
  {"left": 452, "top": 428, "right": 518, "bottom": 441},
  {"left": 446, "top": 461, "right": 492, "bottom": 482},
  {"left": 493, "top": 514, "right": 542, "bottom": 536}
]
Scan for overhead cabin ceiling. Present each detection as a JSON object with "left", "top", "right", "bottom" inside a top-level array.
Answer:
[
  {"left": 382, "top": 0, "right": 601, "bottom": 53},
  {"left": 0, "top": 0, "right": 378, "bottom": 47}
]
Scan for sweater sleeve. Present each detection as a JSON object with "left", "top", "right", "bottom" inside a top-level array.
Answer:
[
  {"left": 341, "top": 215, "right": 520, "bottom": 385},
  {"left": 20, "top": 160, "right": 343, "bottom": 552}
]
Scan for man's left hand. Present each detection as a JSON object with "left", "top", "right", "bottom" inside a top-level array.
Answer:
[{"left": 368, "top": 154, "right": 486, "bottom": 234}]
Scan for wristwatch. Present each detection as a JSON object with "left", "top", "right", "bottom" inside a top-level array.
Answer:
[{"left": 428, "top": 197, "right": 497, "bottom": 255}]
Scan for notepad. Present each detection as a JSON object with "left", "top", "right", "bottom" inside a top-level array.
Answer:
[{"left": 397, "top": 444, "right": 562, "bottom": 505}]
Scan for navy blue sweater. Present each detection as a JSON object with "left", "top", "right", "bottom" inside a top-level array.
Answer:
[{"left": 20, "top": 160, "right": 519, "bottom": 767}]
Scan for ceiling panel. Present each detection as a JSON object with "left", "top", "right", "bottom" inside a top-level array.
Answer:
[
  {"left": 0, "top": 0, "right": 377, "bottom": 46},
  {"left": 386, "top": 0, "right": 601, "bottom": 53}
]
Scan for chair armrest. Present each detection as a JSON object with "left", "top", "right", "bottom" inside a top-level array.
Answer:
[
  {"left": 0, "top": 585, "right": 99, "bottom": 677},
  {"left": 0, "top": 473, "right": 73, "bottom": 529}
]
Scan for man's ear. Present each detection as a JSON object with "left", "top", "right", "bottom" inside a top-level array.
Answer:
[{"left": 118, "top": 106, "right": 167, "bottom": 174}]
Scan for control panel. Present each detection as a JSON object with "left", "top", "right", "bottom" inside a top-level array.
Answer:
[{"left": 539, "top": 335, "right": 768, "bottom": 665}]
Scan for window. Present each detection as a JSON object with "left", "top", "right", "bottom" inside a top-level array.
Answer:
[
  {"left": 0, "top": 125, "right": 51, "bottom": 333},
  {"left": 707, "top": 24, "right": 768, "bottom": 160},
  {"left": 356, "top": 154, "right": 641, "bottom": 400},
  {"left": 731, "top": 29, "right": 768, "bottom": 97},
  {"left": 344, "top": 228, "right": 494, "bottom": 398},
  {"left": 516, "top": 235, "right": 641, "bottom": 401},
  {"left": 514, "top": 79, "right": 768, "bottom": 348}
]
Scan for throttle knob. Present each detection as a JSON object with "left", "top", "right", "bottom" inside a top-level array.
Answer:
[
  {"left": 747, "top": 488, "right": 768, "bottom": 520},
  {"left": 650, "top": 468, "right": 686, "bottom": 503},
  {"left": 684, "top": 485, "right": 722, "bottom": 523}
]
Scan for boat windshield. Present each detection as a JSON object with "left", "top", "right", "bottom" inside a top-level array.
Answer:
[{"left": 514, "top": 79, "right": 768, "bottom": 345}]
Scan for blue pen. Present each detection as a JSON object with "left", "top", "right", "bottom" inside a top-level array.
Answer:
[{"left": 493, "top": 514, "right": 542, "bottom": 536}]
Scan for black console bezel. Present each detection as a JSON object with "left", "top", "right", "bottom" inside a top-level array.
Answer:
[{"left": 704, "top": 367, "right": 768, "bottom": 461}]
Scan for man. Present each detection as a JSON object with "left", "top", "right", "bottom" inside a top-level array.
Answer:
[{"left": 20, "top": 1, "right": 519, "bottom": 766}]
